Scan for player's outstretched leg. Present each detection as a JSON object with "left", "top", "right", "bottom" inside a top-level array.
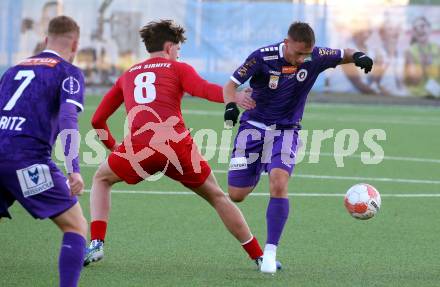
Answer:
[
  {"left": 52, "top": 202, "right": 88, "bottom": 287},
  {"left": 191, "top": 173, "right": 264, "bottom": 264},
  {"left": 261, "top": 168, "right": 290, "bottom": 274},
  {"left": 228, "top": 185, "right": 282, "bottom": 271},
  {"left": 85, "top": 160, "right": 122, "bottom": 266}
]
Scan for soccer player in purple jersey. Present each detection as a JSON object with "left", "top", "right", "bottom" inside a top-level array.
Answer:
[
  {"left": 223, "top": 22, "right": 373, "bottom": 273},
  {"left": 0, "top": 16, "right": 87, "bottom": 286}
]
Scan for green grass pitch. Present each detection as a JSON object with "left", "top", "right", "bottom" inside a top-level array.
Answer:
[{"left": 1, "top": 96, "right": 439, "bottom": 286}]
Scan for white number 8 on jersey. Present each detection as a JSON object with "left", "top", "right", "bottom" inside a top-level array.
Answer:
[{"left": 134, "top": 72, "right": 156, "bottom": 104}]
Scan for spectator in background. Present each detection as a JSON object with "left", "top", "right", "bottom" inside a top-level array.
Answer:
[
  {"left": 371, "top": 18, "right": 408, "bottom": 96},
  {"left": 404, "top": 16, "right": 440, "bottom": 97},
  {"left": 341, "top": 24, "right": 378, "bottom": 95}
]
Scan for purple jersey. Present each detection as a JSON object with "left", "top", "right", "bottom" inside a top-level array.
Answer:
[
  {"left": 0, "top": 50, "right": 84, "bottom": 158},
  {"left": 231, "top": 42, "right": 343, "bottom": 127}
]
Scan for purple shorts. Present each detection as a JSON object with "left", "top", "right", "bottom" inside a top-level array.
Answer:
[
  {"left": 228, "top": 121, "right": 300, "bottom": 188},
  {"left": 0, "top": 157, "right": 77, "bottom": 219}
]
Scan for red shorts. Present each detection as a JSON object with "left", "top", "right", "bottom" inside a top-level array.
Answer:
[{"left": 108, "top": 135, "right": 211, "bottom": 188}]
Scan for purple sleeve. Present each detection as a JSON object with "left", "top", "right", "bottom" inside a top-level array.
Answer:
[
  {"left": 60, "top": 67, "right": 85, "bottom": 112},
  {"left": 315, "top": 47, "right": 343, "bottom": 72},
  {"left": 230, "top": 50, "right": 262, "bottom": 85},
  {"left": 59, "top": 102, "right": 80, "bottom": 174}
]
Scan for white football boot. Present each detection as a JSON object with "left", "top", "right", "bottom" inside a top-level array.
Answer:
[{"left": 260, "top": 244, "right": 278, "bottom": 274}]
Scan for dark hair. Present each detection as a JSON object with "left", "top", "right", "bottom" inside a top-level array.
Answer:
[
  {"left": 139, "top": 20, "right": 186, "bottom": 53},
  {"left": 287, "top": 22, "right": 315, "bottom": 47},
  {"left": 48, "top": 15, "right": 80, "bottom": 36}
]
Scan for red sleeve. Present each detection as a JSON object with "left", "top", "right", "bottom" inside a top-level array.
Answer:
[
  {"left": 91, "top": 78, "right": 124, "bottom": 150},
  {"left": 178, "top": 63, "right": 224, "bottom": 103}
]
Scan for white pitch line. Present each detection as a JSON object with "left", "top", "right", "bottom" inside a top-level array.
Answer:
[
  {"left": 56, "top": 162, "right": 440, "bottom": 185},
  {"left": 201, "top": 147, "right": 440, "bottom": 165},
  {"left": 82, "top": 106, "right": 440, "bottom": 126},
  {"left": 179, "top": 109, "right": 440, "bottom": 126},
  {"left": 210, "top": 169, "right": 440, "bottom": 185},
  {"left": 82, "top": 189, "right": 440, "bottom": 198}
]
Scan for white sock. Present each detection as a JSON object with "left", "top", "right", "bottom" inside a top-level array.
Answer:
[{"left": 264, "top": 244, "right": 277, "bottom": 253}]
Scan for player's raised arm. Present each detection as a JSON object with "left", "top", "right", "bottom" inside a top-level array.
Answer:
[{"left": 91, "top": 79, "right": 124, "bottom": 151}]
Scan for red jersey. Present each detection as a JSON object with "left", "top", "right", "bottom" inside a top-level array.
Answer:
[{"left": 92, "top": 57, "right": 223, "bottom": 149}]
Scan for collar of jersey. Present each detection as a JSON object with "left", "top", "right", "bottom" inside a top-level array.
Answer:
[
  {"left": 278, "top": 42, "right": 285, "bottom": 58},
  {"left": 42, "top": 49, "right": 61, "bottom": 57}
]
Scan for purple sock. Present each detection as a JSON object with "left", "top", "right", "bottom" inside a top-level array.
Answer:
[
  {"left": 59, "top": 232, "right": 85, "bottom": 287},
  {"left": 266, "top": 197, "right": 290, "bottom": 246}
]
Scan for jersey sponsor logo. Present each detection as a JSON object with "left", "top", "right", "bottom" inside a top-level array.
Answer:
[
  {"left": 318, "top": 48, "right": 338, "bottom": 56},
  {"left": 296, "top": 69, "right": 308, "bottom": 82},
  {"left": 0, "top": 116, "right": 26, "bottom": 131},
  {"left": 18, "top": 57, "right": 60, "bottom": 67},
  {"left": 237, "top": 58, "right": 257, "bottom": 77},
  {"left": 129, "top": 65, "right": 142, "bottom": 72},
  {"left": 129, "top": 63, "right": 172, "bottom": 73},
  {"left": 229, "top": 157, "right": 248, "bottom": 170},
  {"left": 269, "top": 75, "right": 279, "bottom": 89},
  {"left": 282, "top": 66, "right": 297, "bottom": 74},
  {"left": 16, "top": 164, "right": 54, "bottom": 198},
  {"left": 143, "top": 63, "right": 172, "bottom": 69},
  {"left": 263, "top": 55, "right": 279, "bottom": 61},
  {"left": 62, "top": 76, "right": 81, "bottom": 95},
  {"left": 269, "top": 70, "right": 281, "bottom": 76}
]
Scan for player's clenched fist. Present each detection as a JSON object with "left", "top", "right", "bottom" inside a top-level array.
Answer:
[
  {"left": 353, "top": 52, "right": 373, "bottom": 74},
  {"left": 68, "top": 173, "right": 85, "bottom": 196},
  {"left": 224, "top": 102, "right": 240, "bottom": 127}
]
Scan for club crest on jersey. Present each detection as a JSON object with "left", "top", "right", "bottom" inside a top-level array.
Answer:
[
  {"left": 268, "top": 75, "right": 279, "bottom": 89},
  {"left": 296, "top": 69, "right": 308, "bottom": 82},
  {"left": 16, "top": 164, "right": 54, "bottom": 198}
]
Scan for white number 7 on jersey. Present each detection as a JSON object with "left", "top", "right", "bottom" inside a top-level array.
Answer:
[{"left": 3, "top": 70, "right": 35, "bottom": 111}]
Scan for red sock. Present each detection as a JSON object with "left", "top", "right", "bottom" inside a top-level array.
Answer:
[
  {"left": 90, "top": 220, "right": 107, "bottom": 241},
  {"left": 241, "top": 236, "right": 263, "bottom": 260}
]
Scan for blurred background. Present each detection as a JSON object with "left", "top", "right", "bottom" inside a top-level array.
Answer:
[{"left": 0, "top": 0, "right": 439, "bottom": 98}]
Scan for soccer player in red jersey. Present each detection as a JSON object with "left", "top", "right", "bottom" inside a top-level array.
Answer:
[{"left": 84, "top": 20, "right": 265, "bottom": 267}]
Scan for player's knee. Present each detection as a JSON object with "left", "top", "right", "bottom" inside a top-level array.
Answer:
[
  {"left": 269, "top": 175, "right": 288, "bottom": 197},
  {"left": 269, "top": 181, "right": 288, "bottom": 197},
  {"left": 228, "top": 187, "right": 247, "bottom": 203},
  {"left": 59, "top": 213, "right": 88, "bottom": 238},
  {"left": 68, "top": 214, "right": 88, "bottom": 238},
  {"left": 93, "top": 166, "right": 115, "bottom": 186}
]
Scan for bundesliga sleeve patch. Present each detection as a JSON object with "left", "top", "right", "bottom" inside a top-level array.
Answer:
[
  {"left": 62, "top": 76, "right": 81, "bottom": 95},
  {"left": 318, "top": 48, "right": 339, "bottom": 57}
]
